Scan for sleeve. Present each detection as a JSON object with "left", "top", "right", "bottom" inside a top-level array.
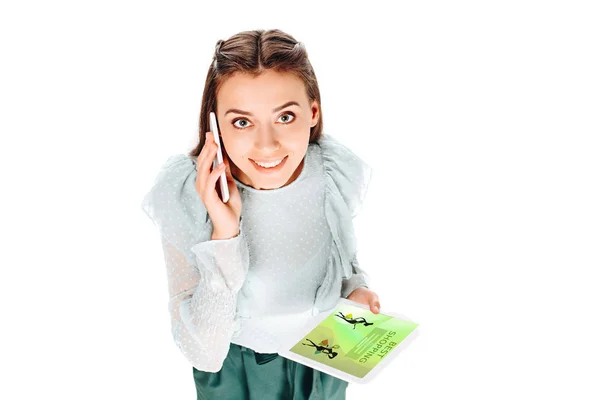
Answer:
[
  {"left": 162, "top": 220, "right": 249, "bottom": 373},
  {"left": 141, "top": 154, "right": 249, "bottom": 372},
  {"left": 340, "top": 254, "right": 371, "bottom": 298},
  {"left": 318, "top": 133, "right": 373, "bottom": 299}
]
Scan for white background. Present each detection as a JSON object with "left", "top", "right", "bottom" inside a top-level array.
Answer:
[{"left": 1, "top": 1, "right": 599, "bottom": 399}]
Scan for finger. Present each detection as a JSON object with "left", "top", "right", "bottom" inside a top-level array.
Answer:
[
  {"left": 197, "top": 140, "right": 218, "bottom": 183},
  {"left": 201, "top": 131, "right": 214, "bottom": 153},
  {"left": 197, "top": 132, "right": 213, "bottom": 172},
  {"left": 371, "top": 297, "right": 380, "bottom": 314},
  {"left": 204, "top": 163, "right": 226, "bottom": 199}
]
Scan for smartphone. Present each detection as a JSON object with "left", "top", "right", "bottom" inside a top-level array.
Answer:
[{"left": 209, "top": 112, "right": 230, "bottom": 203}]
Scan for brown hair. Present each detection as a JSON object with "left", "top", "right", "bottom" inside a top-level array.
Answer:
[{"left": 188, "top": 29, "right": 324, "bottom": 158}]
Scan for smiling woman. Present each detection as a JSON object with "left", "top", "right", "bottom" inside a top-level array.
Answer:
[{"left": 142, "top": 28, "right": 377, "bottom": 400}]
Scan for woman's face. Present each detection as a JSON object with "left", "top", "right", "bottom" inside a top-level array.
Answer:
[{"left": 215, "top": 69, "right": 319, "bottom": 190}]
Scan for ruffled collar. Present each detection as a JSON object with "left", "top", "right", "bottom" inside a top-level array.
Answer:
[{"left": 141, "top": 133, "right": 372, "bottom": 290}]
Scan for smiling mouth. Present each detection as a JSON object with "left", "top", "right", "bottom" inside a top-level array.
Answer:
[
  {"left": 250, "top": 156, "right": 287, "bottom": 168},
  {"left": 250, "top": 155, "right": 289, "bottom": 172}
]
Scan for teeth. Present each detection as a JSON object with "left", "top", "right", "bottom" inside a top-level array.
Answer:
[{"left": 253, "top": 158, "right": 284, "bottom": 168}]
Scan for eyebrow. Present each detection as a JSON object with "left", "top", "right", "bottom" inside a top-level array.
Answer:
[{"left": 224, "top": 101, "right": 301, "bottom": 117}]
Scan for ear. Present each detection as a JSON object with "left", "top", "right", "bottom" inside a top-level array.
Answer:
[{"left": 310, "top": 100, "right": 320, "bottom": 128}]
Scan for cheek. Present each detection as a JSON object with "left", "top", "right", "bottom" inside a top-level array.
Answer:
[
  {"left": 221, "top": 137, "right": 247, "bottom": 160},
  {"left": 284, "top": 136, "right": 310, "bottom": 153},
  {"left": 230, "top": 151, "right": 255, "bottom": 169}
]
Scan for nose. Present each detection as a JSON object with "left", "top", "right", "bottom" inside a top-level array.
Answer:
[{"left": 254, "top": 127, "right": 280, "bottom": 153}]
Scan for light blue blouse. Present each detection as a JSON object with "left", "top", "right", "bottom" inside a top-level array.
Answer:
[{"left": 141, "top": 133, "right": 372, "bottom": 372}]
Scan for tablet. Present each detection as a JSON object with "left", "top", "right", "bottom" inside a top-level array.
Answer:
[{"left": 277, "top": 298, "right": 419, "bottom": 384}]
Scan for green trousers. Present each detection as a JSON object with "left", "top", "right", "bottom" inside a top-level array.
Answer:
[{"left": 192, "top": 342, "right": 349, "bottom": 399}]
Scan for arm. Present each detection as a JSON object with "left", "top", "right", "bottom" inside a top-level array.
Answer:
[{"left": 161, "top": 227, "right": 249, "bottom": 372}]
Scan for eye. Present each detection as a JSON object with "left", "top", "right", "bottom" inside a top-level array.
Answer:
[
  {"left": 231, "top": 112, "right": 295, "bottom": 130},
  {"left": 278, "top": 112, "right": 296, "bottom": 124},
  {"left": 232, "top": 118, "right": 251, "bottom": 130}
]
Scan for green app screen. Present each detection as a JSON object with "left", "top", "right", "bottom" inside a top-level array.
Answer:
[{"left": 288, "top": 303, "right": 419, "bottom": 378}]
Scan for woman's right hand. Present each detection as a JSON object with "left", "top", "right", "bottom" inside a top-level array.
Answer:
[{"left": 195, "top": 132, "right": 242, "bottom": 240}]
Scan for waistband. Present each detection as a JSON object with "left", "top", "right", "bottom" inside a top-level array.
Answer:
[
  {"left": 237, "top": 344, "right": 279, "bottom": 365},
  {"left": 232, "top": 342, "right": 340, "bottom": 399}
]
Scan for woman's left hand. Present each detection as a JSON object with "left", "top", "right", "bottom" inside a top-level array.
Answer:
[{"left": 346, "top": 287, "right": 381, "bottom": 314}]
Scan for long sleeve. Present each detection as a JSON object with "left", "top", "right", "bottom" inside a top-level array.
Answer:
[
  {"left": 162, "top": 218, "right": 249, "bottom": 372},
  {"left": 140, "top": 153, "right": 251, "bottom": 372},
  {"left": 341, "top": 253, "right": 370, "bottom": 298}
]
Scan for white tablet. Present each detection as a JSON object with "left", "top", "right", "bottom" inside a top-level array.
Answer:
[{"left": 277, "top": 298, "right": 420, "bottom": 384}]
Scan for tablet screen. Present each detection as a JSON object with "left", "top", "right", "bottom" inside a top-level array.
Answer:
[{"left": 279, "top": 298, "right": 419, "bottom": 383}]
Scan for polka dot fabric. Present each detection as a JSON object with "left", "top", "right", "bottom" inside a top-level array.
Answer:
[{"left": 141, "top": 133, "right": 372, "bottom": 372}]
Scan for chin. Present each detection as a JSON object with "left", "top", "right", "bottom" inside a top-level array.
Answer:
[{"left": 246, "top": 156, "right": 293, "bottom": 185}]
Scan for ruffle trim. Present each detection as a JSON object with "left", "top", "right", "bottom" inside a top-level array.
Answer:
[
  {"left": 141, "top": 154, "right": 213, "bottom": 268},
  {"left": 315, "top": 133, "right": 373, "bottom": 310},
  {"left": 141, "top": 134, "right": 373, "bottom": 310},
  {"left": 319, "top": 133, "right": 373, "bottom": 219}
]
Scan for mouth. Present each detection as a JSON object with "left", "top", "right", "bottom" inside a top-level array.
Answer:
[{"left": 250, "top": 155, "right": 288, "bottom": 173}]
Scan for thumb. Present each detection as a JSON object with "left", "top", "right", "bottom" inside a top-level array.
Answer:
[{"left": 371, "top": 298, "right": 380, "bottom": 314}]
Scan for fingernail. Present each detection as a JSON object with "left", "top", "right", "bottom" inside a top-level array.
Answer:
[{"left": 374, "top": 306, "right": 379, "bottom": 313}]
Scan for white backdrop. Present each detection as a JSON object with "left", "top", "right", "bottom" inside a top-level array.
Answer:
[{"left": 1, "top": 1, "right": 599, "bottom": 399}]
